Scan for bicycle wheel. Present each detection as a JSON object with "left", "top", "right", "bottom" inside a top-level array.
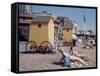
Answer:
[
  {"left": 25, "top": 41, "right": 37, "bottom": 53},
  {"left": 40, "top": 41, "right": 52, "bottom": 53}
]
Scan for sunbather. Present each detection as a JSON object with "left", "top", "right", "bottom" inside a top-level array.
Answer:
[
  {"left": 83, "top": 40, "right": 93, "bottom": 49},
  {"left": 69, "top": 45, "right": 91, "bottom": 62},
  {"left": 58, "top": 48, "right": 88, "bottom": 67}
]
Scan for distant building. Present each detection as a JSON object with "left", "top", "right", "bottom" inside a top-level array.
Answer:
[
  {"left": 19, "top": 15, "right": 32, "bottom": 41},
  {"left": 57, "top": 17, "right": 75, "bottom": 45},
  {"left": 19, "top": 4, "right": 32, "bottom": 15}
]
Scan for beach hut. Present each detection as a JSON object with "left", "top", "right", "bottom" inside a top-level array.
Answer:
[
  {"left": 29, "top": 16, "right": 55, "bottom": 50},
  {"left": 62, "top": 20, "right": 75, "bottom": 45}
]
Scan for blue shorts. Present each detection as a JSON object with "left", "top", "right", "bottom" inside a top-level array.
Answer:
[{"left": 64, "top": 56, "right": 71, "bottom": 67}]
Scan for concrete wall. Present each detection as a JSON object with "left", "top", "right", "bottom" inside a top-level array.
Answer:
[
  {"left": 19, "top": 42, "right": 27, "bottom": 52},
  {"left": 48, "top": 19, "right": 55, "bottom": 46}
]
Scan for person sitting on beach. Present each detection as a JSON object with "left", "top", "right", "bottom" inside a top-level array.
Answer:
[
  {"left": 58, "top": 48, "right": 88, "bottom": 67},
  {"left": 58, "top": 48, "right": 71, "bottom": 67},
  {"left": 83, "top": 39, "right": 94, "bottom": 49},
  {"left": 69, "top": 45, "right": 91, "bottom": 62}
]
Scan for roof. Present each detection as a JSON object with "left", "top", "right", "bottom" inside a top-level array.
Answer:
[
  {"left": 57, "top": 16, "right": 74, "bottom": 29},
  {"left": 31, "top": 16, "right": 53, "bottom": 24},
  {"left": 32, "top": 16, "right": 51, "bottom": 22},
  {"left": 63, "top": 22, "right": 74, "bottom": 29}
]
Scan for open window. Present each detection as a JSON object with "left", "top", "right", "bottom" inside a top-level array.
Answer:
[
  {"left": 38, "top": 24, "right": 41, "bottom": 28},
  {"left": 19, "top": 24, "right": 29, "bottom": 41}
]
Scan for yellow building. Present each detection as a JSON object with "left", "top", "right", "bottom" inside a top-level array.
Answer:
[
  {"left": 29, "top": 16, "right": 55, "bottom": 46},
  {"left": 63, "top": 28, "right": 75, "bottom": 42},
  {"left": 62, "top": 21, "right": 75, "bottom": 45}
]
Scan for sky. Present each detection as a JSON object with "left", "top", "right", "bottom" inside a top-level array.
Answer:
[{"left": 32, "top": 5, "right": 96, "bottom": 33}]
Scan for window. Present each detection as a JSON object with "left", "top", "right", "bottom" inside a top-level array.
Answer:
[
  {"left": 38, "top": 24, "right": 41, "bottom": 28},
  {"left": 67, "top": 29, "right": 69, "bottom": 32},
  {"left": 19, "top": 25, "right": 29, "bottom": 41},
  {"left": 70, "top": 28, "right": 72, "bottom": 30}
]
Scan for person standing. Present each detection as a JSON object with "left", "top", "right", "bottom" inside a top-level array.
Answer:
[{"left": 72, "top": 33, "right": 77, "bottom": 46}]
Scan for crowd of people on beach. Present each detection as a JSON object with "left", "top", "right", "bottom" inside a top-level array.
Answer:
[{"left": 78, "top": 36, "right": 96, "bottom": 49}]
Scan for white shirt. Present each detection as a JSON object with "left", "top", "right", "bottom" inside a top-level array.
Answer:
[
  {"left": 72, "top": 34, "right": 76, "bottom": 40},
  {"left": 79, "top": 38, "right": 82, "bottom": 43},
  {"left": 63, "top": 52, "right": 70, "bottom": 57}
]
